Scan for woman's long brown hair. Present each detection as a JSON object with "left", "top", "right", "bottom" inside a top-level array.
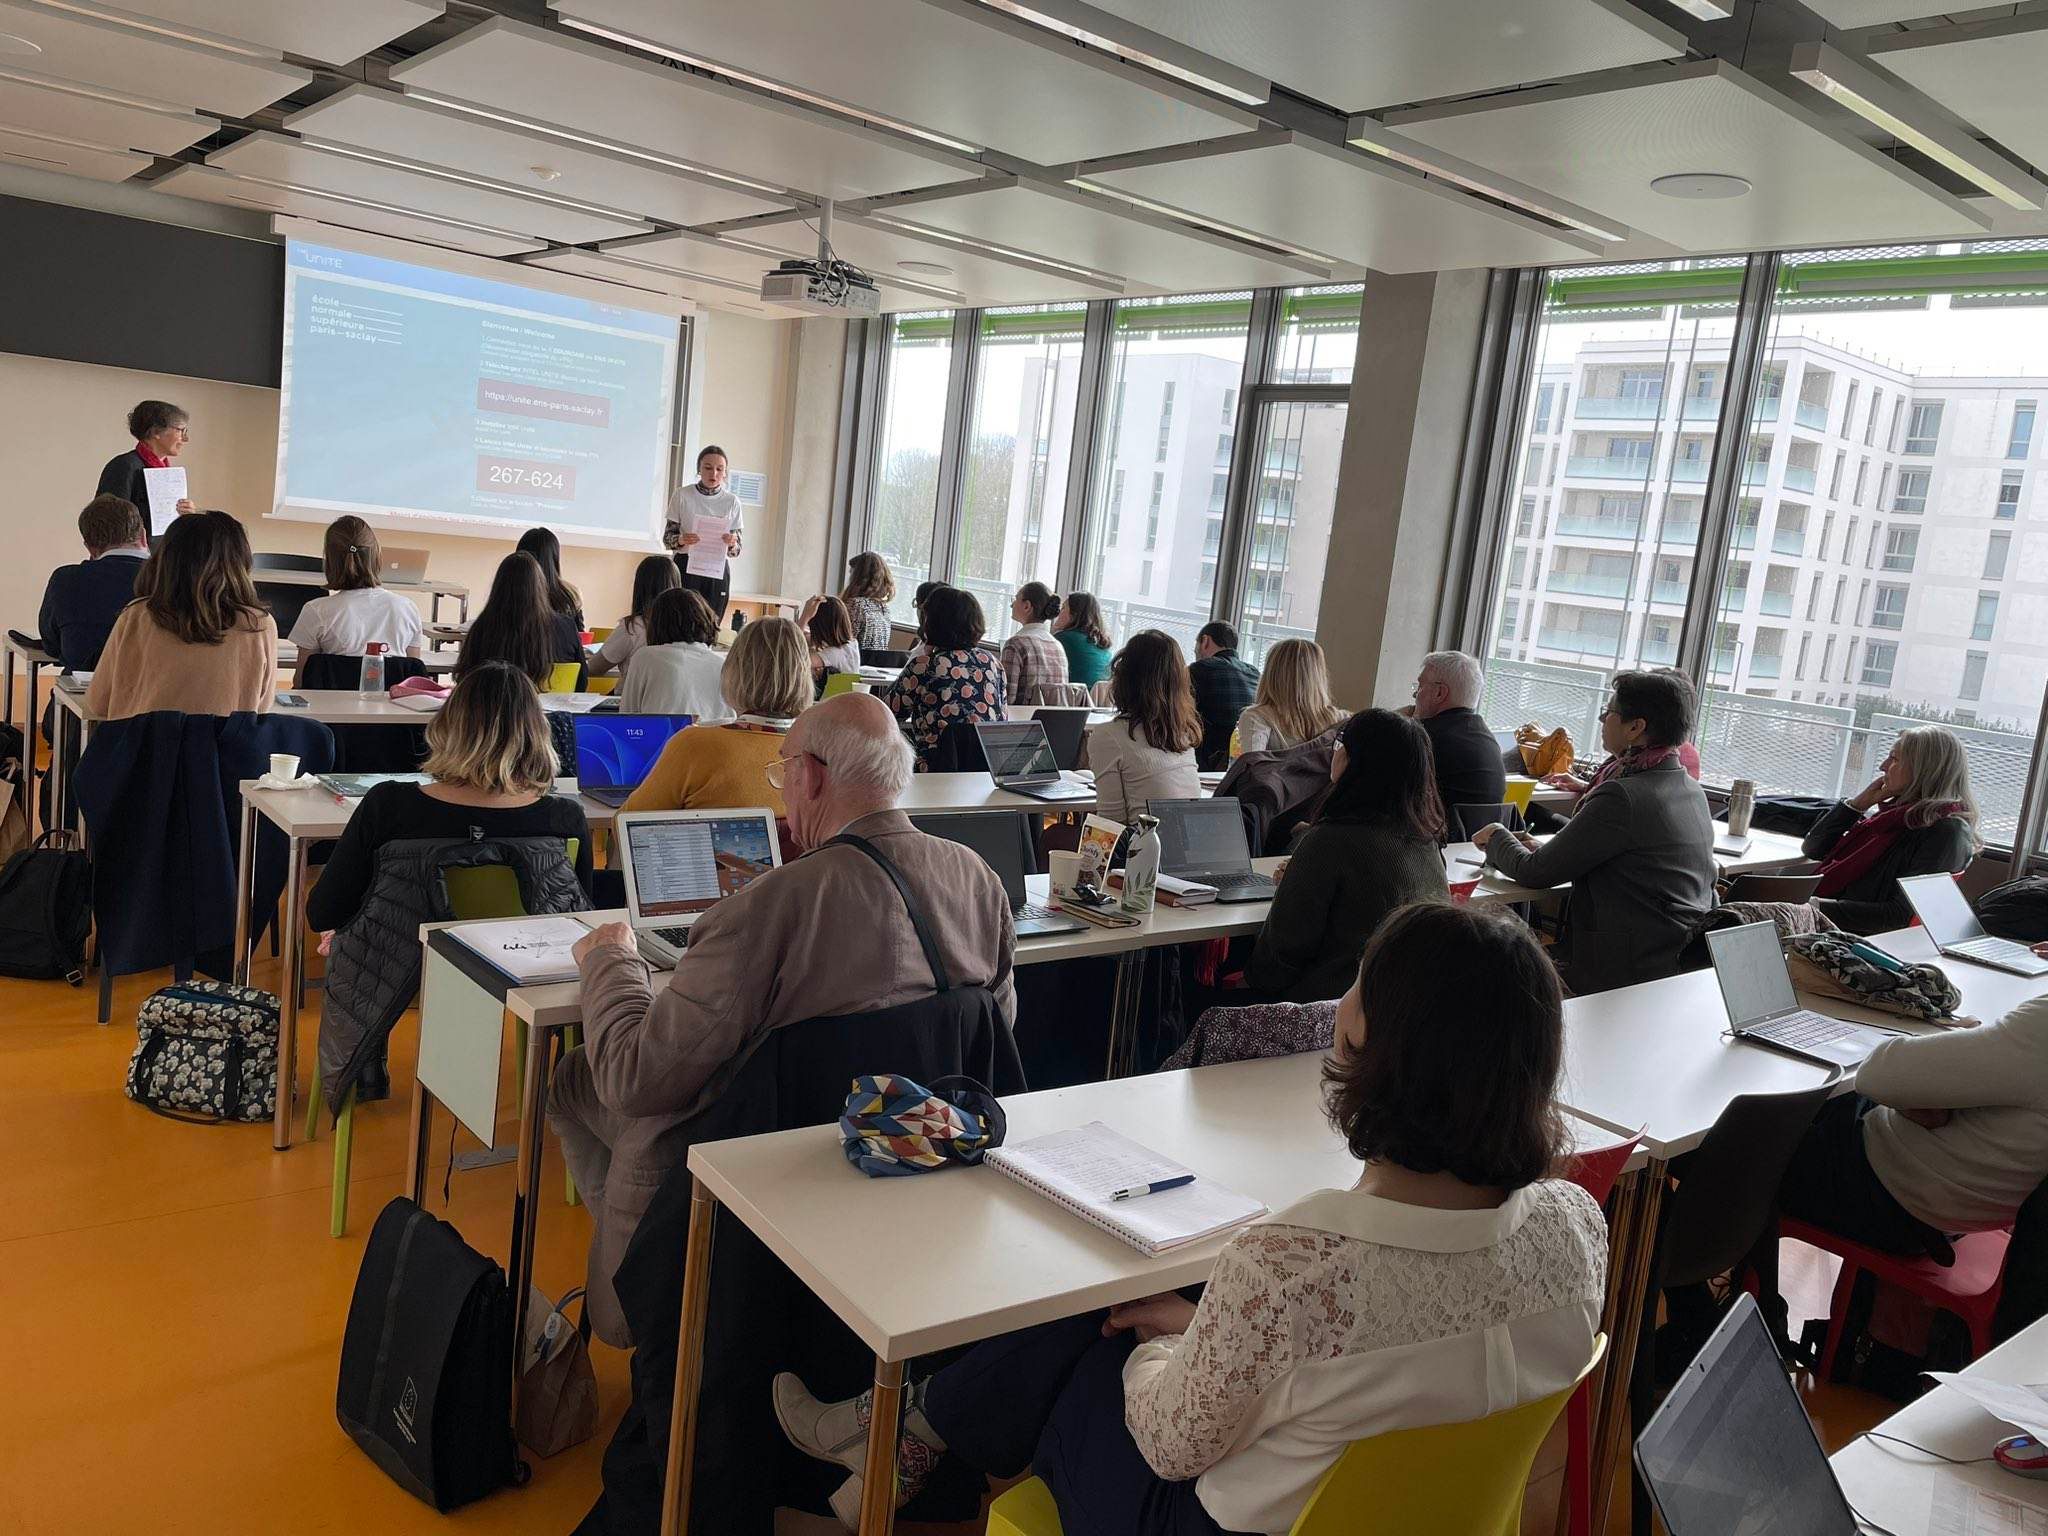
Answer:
[{"left": 136, "top": 510, "right": 266, "bottom": 645}]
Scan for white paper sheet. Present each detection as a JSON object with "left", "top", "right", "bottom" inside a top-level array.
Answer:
[
  {"left": 1926, "top": 1375, "right": 2048, "bottom": 1442},
  {"left": 1931, "top": 1485, "right": 2048, "bottom": 1535},
  {"left": 141, "top": 465, "right": 187, "bottom": 535},
  {"left": 686, "top": 512, "right": 730, "bottom": 579}
]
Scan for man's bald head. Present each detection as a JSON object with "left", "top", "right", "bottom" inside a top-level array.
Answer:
[{"left": 782, "top": 692, "right": 914, "bottom": 847}]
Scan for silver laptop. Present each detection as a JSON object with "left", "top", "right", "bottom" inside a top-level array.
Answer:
[
  {"left": 975, "top": 720, "right": 1094, "bottom": 802},
  {"left": 1636, "top": 1293, "right": 1859, "bottom": 1536},
  {"left": 1148, "top": 797, "right": 1278, "bottom": 903},
  {"left": 379, "top": 546, "right": 430, "bottom": 584},
  {"left": 1706, "top": 920, "right": 1900, "bottom": 1068},
  {"left": 1899, "top": 873, "right": 2048, "bottom": 977},
  {"left": 613, "top": 808, "right": 781, "bottom": 968},
  {"left": 911, "top": 811, "right": 1085, "bottom": 938}
]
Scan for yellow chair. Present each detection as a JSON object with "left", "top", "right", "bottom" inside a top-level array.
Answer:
[
  {"left": 307, "top": 839, "right": 581, "bottom": 1237},
  {"left": 821, "top": 671, "right": 860, "bottom": 700},
  {"left": 1503, "top": 776, "right": 1537, "bottom": 815},
  {"left": 986, "top": 1335, "right": 1605, "bottom": 1536},
  {"left": 586, "top": 628, "right": 619, "bottom": 695},
  {"left": 545, "top": 661, "right": 583, "bottom": 694}
]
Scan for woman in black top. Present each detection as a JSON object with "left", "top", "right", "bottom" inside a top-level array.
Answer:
[
  {"left": 458, "top": 552, "right": 583, "bottom": 688},
  {"left": 1804, "top": 724, "right": 1979, "bottom": 934},
  {"left": 97, "top": 399, "right": 194, "bottom": 527},
  {"left": 1243, "top": 708, "right": 1451, "bottom": 1002}
]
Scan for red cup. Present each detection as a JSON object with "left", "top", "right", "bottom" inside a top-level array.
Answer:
[{"left": 1449, "top": 878, "right": 1481, "bottom": 905}]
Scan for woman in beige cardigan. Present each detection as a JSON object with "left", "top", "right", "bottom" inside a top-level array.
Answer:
[{"left": 87, "top": 510, "right": 277, "bottom": 721}]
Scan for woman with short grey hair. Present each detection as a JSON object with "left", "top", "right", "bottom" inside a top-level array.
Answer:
[
  {"left": 97, "top": 398, "right": 195, "bottom": 528},
  {"left": 1804, "top": 724, "right": 1980, "bottom": 934}
]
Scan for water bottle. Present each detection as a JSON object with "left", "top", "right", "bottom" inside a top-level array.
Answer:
[
  {"left": 1726, "top": 778, "right": 1756, "bottom": 839},
  {"left": 1121, "top": 814, "right": 1161, "bottom": 917},
  {"left": 360, "top": 641, "right": 385, "bottom": 696}
]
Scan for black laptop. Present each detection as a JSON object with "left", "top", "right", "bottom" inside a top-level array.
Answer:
[
  {"left": 910, "top": 811, "right": 1086, "bottom": 937},
  {"left": 1147, "top": 797, "right": 1278, "bottom": 903},
  {"left": 976, "top": 720, "right": 1095, "bottom": 802}
]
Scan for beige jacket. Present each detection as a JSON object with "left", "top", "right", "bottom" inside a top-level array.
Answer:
[
  {"left": 86, "top": 604, "right": 277, "bottom": 721},
  {"left": 577, "top": 808, "right": 1016, "bottom": 1241}
]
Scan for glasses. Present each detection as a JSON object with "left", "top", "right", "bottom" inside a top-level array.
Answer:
[{"left": 765, "top": 752, "right": 805, "bottom": 789}]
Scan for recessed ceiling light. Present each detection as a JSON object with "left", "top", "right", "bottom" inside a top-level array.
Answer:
[
  {"left": 1651, "top": 172, "right": 1751, "bottom": 201},
  {"left": 899, "top": 259, "right": 953, "bottom": 276},
  {"left": 1663, "top": 0, "right": 1734, "bottom": 18},
  {"left": 529, "top": 165, "right": 562, "bottom": 182},
  {"left": 0, "top": 32, "right": 43, "bottom": 55}
]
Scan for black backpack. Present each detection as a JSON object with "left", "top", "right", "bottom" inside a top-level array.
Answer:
[
  {"left": 338, "top": 1198, "right": 526, "bottom": 1510},
  {"left": 1975, "top": 877, "right": 2048, "bottom": 945},
  {"left": 0, "top": 829, "right": 91, "bottom": 983}
]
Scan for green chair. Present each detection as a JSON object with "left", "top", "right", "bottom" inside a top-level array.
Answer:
[
  {"left": 308, "top": 839, "right": 581, "bottom": 1237},
  {"left": 821, "top": 671, "right": 860, "bottom": 699},
  {"left": 985, "top": 1336, "right": 1605, "bottom": 1536}
]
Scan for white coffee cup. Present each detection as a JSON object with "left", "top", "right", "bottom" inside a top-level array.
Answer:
[
  {"left": 270, "top": 753, "right": 301, "bottom": 783},
  {"left": 1049, "top": 850, "right": 1087, "bottom": 900}
]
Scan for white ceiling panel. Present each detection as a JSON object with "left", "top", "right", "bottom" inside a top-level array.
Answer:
[
  {"left": 0, "top": 122, "right": 148, "bottom": 179},
  {"left": 522, "top": 249, "right": 769, "bottom": 315},
  {"left": 288, "top": 86, "right": 790, "bottom": 228},
  {"left": 390, "top": 17, "right": 987, "bottom": 204},
  {"left": 743, "top": 209, "right": 1127, "bottom": 308},
  {"left": 0, "top": 0, "right": 309, "bottom": 116},
  {"left": 588, "top": 228, "right": 790, "bottom": 289},
  {"left": 1802, "top": 1, "right": 1964, "bottom": 25},
  {"left": 1085, "top": 132, "right": 1605, "bottom": 274},
  {"left": 1017, "top": 0, "right": 1683, "bottom": 113},
  {"left": 871, "top": 178, "right": 1331, "bottom": 293},
  {"left": 69, "top": 0, "right": 441, "bottom": 64},
  {"left": 1390, "top": 60, "right": 1990, "bottom": 253},
  {"left": 0, "top": 64, "right": 214, "bottom": 154},
  {"left": 206, "top": 130, "right": 653, "bottom": 245},
  {"left": 550, "top": 0, "right": 1256, "bottom": 163},
  {"left": 152, "top": 162, "right": 545, "bottom": 258},
  {"left": 1870, "top": 16, "right": 2048, "bottom": 176}
]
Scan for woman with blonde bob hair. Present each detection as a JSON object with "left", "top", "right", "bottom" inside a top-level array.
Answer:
[
  {"left": 625, "top": 616, "right": 812, "bottom": 816},
  {"left": 1804, "top": 723, "right": 1981, "bottom": 933},
  {"left": 1232, "top": 638, "right": 1347, "bottom": 757}
]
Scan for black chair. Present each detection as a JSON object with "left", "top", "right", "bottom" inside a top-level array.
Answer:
[
  {"left": 1628, "top": 1074, "right": 1840, "bottom": 1534},
  {"left": 1994, "top": 1175, "right": 2048, "bottom": 1345},
  {"left": 1034, "top": 707, "right": 1092, "bottom": 771},
  {"left": 1721, "top": 873, "right": 1822, "bottom": 904},
  {"left": 926, "top": 717, "right": 989, "bottom": 773},
  {"left": 1452, "top": 801, "right": 1525, "bottom": 841},
  {"left": 862, "top": 646, "right": 911, "bottom": 669}
]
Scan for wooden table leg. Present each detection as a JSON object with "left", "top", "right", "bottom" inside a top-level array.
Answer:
[
  {"left": 507, "top": 1020, "right": 556, "bottom": 1392},
  {"left": 660, "top": 1181, "right": 720, "bottom": 1536},
  {"left": 858, "top": 1358, "right": 906, "bottom": 1536},
  {"left": 271, "top": 838, "right": 309, "bottom": 1151},
  {"left": 231, "top": 798, "right": 258, "bottom": 988},
  {"left": 1588, "top": 1158, "right": 1666, "bottom": 1536}
]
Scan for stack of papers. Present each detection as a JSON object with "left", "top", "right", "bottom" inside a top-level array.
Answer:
[
  {"left": 985, "top": 1121, "right": 1266, "bottom": 1256},
  {"left": 446, "top": 916, "right": 589, "bottom": 985}
]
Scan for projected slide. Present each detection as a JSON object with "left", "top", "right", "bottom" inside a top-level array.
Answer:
[{"left": 276, "top": 239, "right": 679, "bottom": 544}]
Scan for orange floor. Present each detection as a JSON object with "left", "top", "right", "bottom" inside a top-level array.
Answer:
[{"left": 0, "top": 945, "right": 1896, "bottom": 1535}]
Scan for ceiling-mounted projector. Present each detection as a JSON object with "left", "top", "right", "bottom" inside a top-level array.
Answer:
[{"left": 759, "top": 198, "right": 882, "bottom": 317}]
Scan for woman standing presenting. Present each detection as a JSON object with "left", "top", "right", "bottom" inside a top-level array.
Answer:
[
  {"left": 664, "top": 444, "right": 743, "bottom": 625},
  {"left": 97, "top": 399, "right": 195, "bottom": 528}
]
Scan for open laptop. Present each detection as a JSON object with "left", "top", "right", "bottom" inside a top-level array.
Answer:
[
  {"left": 1706, "top": 920, "right": 1901, "bottom": 1068},
  {"left": 572, "top": 714, "right": 694, "bottom": 806},
  {"left": 1147, "top": 797, "right": 1278, "bottom": 903},
  {"left": 911, "top": 811, "right": 1085, "bottom": 938},
  {"left": 975, "top": 720, "right": 1094, "bottom": 802},
  {"left": 379, "top": 546, "right": 430, "bottom": 585},
  {"left": 1900, "top": 873, "right": 2048, "bottom": 977},
  {"left": 1635, "top": 1293, "right": 1859, "bottom": 1535},
  {"left": 613, "top": 809, "right": 781, "bottom": 967}
]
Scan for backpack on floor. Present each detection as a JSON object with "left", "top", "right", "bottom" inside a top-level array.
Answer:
[
  {"left": 125, "top": 980, "right": 279, "bottom": 1124},
  {"left": 0, "top": 829, "right": 91, "bottom": 983},
  {"left": 338, "top": 1198, "right": 527, "bottom": 1510}
]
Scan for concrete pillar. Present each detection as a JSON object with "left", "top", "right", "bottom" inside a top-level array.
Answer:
[{"left": 1317, "top": 268, "right": 1491, "bottom": 709}]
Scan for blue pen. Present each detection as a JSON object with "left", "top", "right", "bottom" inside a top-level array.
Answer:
[{"left": 1111, "top": 1174, "right": 1195, "bottom": 1201}]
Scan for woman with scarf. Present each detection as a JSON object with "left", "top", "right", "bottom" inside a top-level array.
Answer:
[
  {"left": 1474, "top": 669, "right": 1716, "bottom": 993},
  {"left": 1804, "top": 726, "right": 1978, "bottom": 934}
]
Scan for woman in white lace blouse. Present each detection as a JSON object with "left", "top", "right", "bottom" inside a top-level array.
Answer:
[{"left": 773, "top": 902, "right": 1609, "bottom": 1534}]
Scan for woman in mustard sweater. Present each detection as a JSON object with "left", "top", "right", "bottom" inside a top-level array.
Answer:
[{"left": 622, "top": 616, "right": 811, "bottom": 818}]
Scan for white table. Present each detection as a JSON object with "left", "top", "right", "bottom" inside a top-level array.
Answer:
[
  {"left": 1833, "top": 1314, "right": 2048, "bottom": 1533},
  {"left": 653, "top": 1055, "right": 1642, "bottom": 1536}
]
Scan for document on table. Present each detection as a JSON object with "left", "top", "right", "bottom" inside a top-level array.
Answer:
[
  {"left": 446, "top": 916, "right": 589, "bottom": 985},
  {"left": 1925, "top": 1374, "right": 2048, "bottom": 1442},
  {"left": 141, "top": 466, "right": 187, "bottom": 534},
  {"left": 686, "top": 512, "right": 730, "bottom": 579},
  {"left": 1931, "top": 1485, "right": 2048, "bottom": 1535},
  {"left": 985, "top": 1121, "right": 1266, "bottom": 1256}
]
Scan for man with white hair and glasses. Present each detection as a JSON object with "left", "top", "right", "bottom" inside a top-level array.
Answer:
[
  {"left": 1410, "top": 649, "right": 1507, "bottom": 831},
  {"left": 548, "top": 691, "right": 1016, "bottom": 1343}
]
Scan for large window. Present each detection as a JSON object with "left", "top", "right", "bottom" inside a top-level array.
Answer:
[
  {"left": 955, "top": 303, "right": 1087, "bottom": 642},
  {"left": 867, "top": 311, "right": 954, "bottom": 620}
]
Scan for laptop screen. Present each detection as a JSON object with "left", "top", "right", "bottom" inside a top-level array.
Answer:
[
  {"left": 1636, "top": 1295, "right": 1858, "bottom": 1535},
  {"left": 625, "top": 815, "right": 777, "bottom": 919},
  {"left": 1151, "top": 798, "right": 1252, "bottom": 877},
  {"left": 574, "top": 715, "right": 694, "bottom": 793},
  {"left": 1899, "top": 874, "right": 1985, "bottom": 946},
  {"left": 1706, "top": 922, "right": 1799, "bottom": 1029},
  {"left": 913, "top": 812, "right": 1028, "bottom": 909},
  {"left": 977, "top": 721, "right": 1059, "bottom": 780}
]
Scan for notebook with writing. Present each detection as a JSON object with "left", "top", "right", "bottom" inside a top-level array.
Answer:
[
  {"left": 444, "top": 915, "right": 589, "bottom": 985},
  {"left": 984, "top": 1120, "right": 1267, "bottom": 1257}
]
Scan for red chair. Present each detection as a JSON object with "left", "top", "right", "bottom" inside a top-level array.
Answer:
[
  {"left": 1559, "top": 1130, "right": 1645, "bottom": 1536},
  {"left": 1780, "top": 1216, "right": 2011, "bottom": 1379}
]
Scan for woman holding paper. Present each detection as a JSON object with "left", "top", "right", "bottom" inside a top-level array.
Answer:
[
  {"left": 96, "top": 399, "right": 196, "bottom": 532},
  {"left": 665, "top": 444, "right": 742, "bottom": 624}
]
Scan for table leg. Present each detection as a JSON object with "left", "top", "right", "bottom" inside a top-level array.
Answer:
[
  {"left": 1587, "top": 1158, "right": 1666, "bottom": 1536},
  {"left": 404, "top": 1079, "right": 434, "bottom": 1204},
  {"left": 231, "top": 798, "right": 258, "bottom": 987},
  {"left": 507, "top": 1020, "right": 558, "bottom": 1394},
  {"left": 1105, "top": 950, "right": 1145, "bottom": 1079},
  {"left": 856, "top": 1358, "right": 906, "bottom": 1536},
  {"left": 660, "top": 1182, "right": 720, "bottom": 1536},
  {"left": 28, "top": 659, "right": 45, "bottom": 834},
  {"left": 271, "top": 838, "right": 309, "bottom": 1151}
]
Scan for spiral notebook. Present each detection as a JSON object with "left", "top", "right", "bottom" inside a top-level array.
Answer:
[{"left": 984, "top": 1121, "right": 1267, "bottom": 1257}]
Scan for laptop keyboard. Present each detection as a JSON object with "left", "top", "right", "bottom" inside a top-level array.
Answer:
[
  {"left": 1753, "top": 1011, "right": 1857, "bottom": 1049},
  {"left": 650, "top": 926, "right": 691, "bottom": 951},
  {"left": 1019, "top": 901, "right": 1063, "bottom": 922},
  {"left": 1206, "top": 871, "right": 1274, "bottom": 890},
  {"left": 1949, "top": 936, "right": 2043, "bottom": 966}
]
